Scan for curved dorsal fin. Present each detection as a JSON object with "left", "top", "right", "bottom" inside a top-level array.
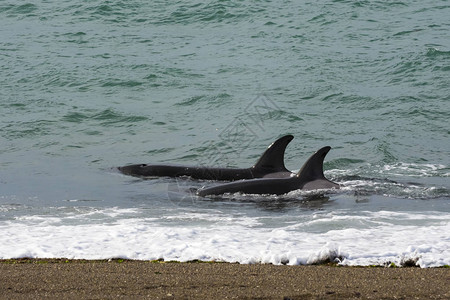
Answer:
[
  {"left": 252, "top": 135, "right": 293, "bottom": 173},
  {"left": 296, "top": 146, "right": 331, "bottom": 180}
]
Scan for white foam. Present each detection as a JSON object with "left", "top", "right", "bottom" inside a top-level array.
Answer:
[
  {"left": 380, "top": 163, "right": 447, "bottom": 177},
  {"left": 0, "top": 210, "right": 448, "bottom": 267},
  {"left": 162, "top": 212, "right": 262, "bottom": 227},
  {"left": 327, "top": 162, "right": 449, "bottom": 179}
]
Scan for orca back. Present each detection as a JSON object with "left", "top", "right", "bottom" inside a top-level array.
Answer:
[
  {"left": 251, "top": 135, "right": 293, "bottom": 177},
  {"left": 296, "top": 146, "right": 339, "bottom": 190}
]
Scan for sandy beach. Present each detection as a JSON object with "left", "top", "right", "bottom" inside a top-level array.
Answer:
[{"left": 0, "top": 259, "right": 448, "bottom": 299}]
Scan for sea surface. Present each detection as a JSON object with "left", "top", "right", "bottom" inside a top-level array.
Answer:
[{"left": 1, "top": 1, "right": 449, "bottom": 267}]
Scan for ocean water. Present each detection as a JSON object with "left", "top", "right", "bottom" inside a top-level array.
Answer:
[{"left": 0, "top": 1, "right": 449, "bottom": 267}]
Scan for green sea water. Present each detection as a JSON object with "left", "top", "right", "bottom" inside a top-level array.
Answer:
[
  {"left": 0, "top": 0, "right": 449, "bottom": 266},
  {"left": 1, "top": 0, "right": 449, "bottom": 205}
]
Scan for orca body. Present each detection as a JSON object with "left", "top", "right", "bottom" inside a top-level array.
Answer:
[
  {"left": 118, "top": 135, "right": 294, "bottom": 181},
  {"left": 197, "top": 146, "right": 339, "bottom": 196}
]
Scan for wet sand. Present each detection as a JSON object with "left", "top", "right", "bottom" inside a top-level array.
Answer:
[{"left": 0, "top": 260, "right": 448, "bottom": 299}]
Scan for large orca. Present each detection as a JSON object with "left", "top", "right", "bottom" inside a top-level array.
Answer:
[
  {"left": 197, "top": 146, "right": 339, "bottom": 196},
  {"left": 118, "top": 135, "right": 294, "bottom": 181}
]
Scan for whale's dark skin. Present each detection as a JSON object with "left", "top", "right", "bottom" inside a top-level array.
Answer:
[
  {"left": 197, "top": 146, "right": 339, "bottom": 196},
  {"left": 118, "top": 135, "right": 294, "bottom": 181}
]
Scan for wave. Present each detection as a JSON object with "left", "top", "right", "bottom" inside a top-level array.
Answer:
[
  {"left": 62, "top": 109, "right": 149, "bottom": 126},
  {"left": 0, "top": 3, "right": 38, "bottom": 17},
  {"left": 327, "top": 162, "right": 450, "bottom": 200},
  {"left": 157, "top": 2, "right": 252, "bottom": 25},
  {"left": 1, "top": 211, "right": 448, "bottom": 267}
]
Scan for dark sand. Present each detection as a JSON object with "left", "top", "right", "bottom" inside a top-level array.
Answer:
[{"left": 0, "top": 260, "right": 448, "bottom": 299}]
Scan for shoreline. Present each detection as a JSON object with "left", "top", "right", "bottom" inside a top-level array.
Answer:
[{"left": 1, "top": 259, "right": 448, "bottom": 299}]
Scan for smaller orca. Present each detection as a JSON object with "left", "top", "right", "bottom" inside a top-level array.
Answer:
[
  {"left": 197, "top": 146, "right": 339, "bottom": 196},
  {"left": 118, "top": 135, "right": 294, "bottom": 181}
]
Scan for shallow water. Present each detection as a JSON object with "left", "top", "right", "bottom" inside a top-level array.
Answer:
[{"left": 0, "top": 0, "right": 449, "bottom": 267}]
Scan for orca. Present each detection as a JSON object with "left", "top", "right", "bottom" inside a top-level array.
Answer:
[
  {"left": 118, "top": 135, "right": 294, "bottom": 181},
  {"left": 197, "top": 146, "right": 339, "bottom": 196}
]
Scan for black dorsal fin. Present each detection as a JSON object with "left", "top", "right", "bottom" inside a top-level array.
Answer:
[
  {"left": 296, "top": 146, "right": 331, "bottom": 181},
  {"left": 252, "top": 135, "right": 293, "bottom": 173}
]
